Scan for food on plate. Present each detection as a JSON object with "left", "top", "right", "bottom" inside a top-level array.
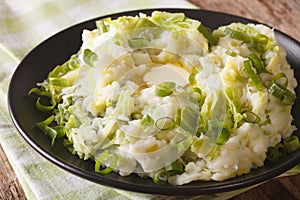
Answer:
[{"left": 29, "top": 11, "right": 299, "bottom": 185}]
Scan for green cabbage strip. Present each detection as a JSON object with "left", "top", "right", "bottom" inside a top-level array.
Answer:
[
  {"left": 180, "top": 106, "right": 199, "bottom": 134},
  {"left": 95, "top": 11, "right": 202, "bottom": 33},
  {"left": 197, "top": 120, "right": 226, "bottom": 159},
  {"left": 224, "top": 87, "right": 243, "bottom": 129},
  {"left": 197, "top": 91, "right": 228, "bottom": 158},
  {"left": 95, "top": 11, "right": 214, "bottom": 50},
  {"left": 128, "top": 37, "right": 147, "bottom": 48}
]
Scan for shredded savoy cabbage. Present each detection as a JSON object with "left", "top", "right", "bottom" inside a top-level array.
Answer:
[{"left": 29, "top": 11, "right": 299, "bottom": 185}]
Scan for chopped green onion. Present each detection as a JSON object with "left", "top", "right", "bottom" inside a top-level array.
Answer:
[
  {"left": 175, "top": 108, "right": 181, "bottom": 126},
  {"left": 155, "top": 117, "right": 175, "bottom": 131},
  {"left": 28, "top": 87, "right": 51, "bottom": 98},
  {"left": 215, "top": 128, "right": 228, "bottom": 145},
  {"left": 224, "top": 27, "right": 251, "bottom": 42},
  {"left": 155, "top": 82, "right": 176, "bottom": 97},
  {"left": 95, "top": 152, "right": 118, "bottom": 175},
  {"left": 96, "top": 19, "right": 109, "bottom": 34},
  {"left": 180, "top": 106, "right": 198, "bottom": 134},
  {"left": 49, "top": 56, "right": 80, "bottom": 78},
  {"left": 128, "top": 37, "right": 147, "bottom": 48},
  {"left": 40, "top": 126, "right": 58, "bottom": 146},
  {"left": 37, "top": 115, "right": 59, "bottom": 146},
  {"left": 37, "top": 115, "right": 55, "bottom": 126},
  {"left": 267, "top": 136, "right": 299, "bottom": 163},
  {"left": 268, "top": 82, "right": 296, "bottom": 105},
  {"left": 36, "top": 97, "right": 56, "bottom": 112},
  {"left": 165, "top": 161, "right": 184, "bottom": 176},
  {"left": 254, "top": 33, "right": 271, "bottom": 52},
  {"left": 83, "top": 49, "right": 98, "bottom": 67},
  {"left": 52, "top": 126, "right": 66, "bottom": 138},
  {"left": 224, "top": 26, "right": 271, "bottom": 52},
  {"left": 68, "top": 56, "right": 81, "bottom": 70},
  {"left": 189, "top": 87, "right": 202, "bottom": 104},
  {"left": 48, "top": 77, "right": 71, "bottom": 87},
  {"left": 153, "top": 170, "right": 169, "bottom": 185},
  {"left": 272, "top": 72, "right": 288, "bottom": 88},
  {"left": 188, "top": 72, "right": 196, "bottom": 84},
  {"left": 276, "top": 143, "right": 287, "bottom": 155},
  {"left": 141, "top": 114, "right": 154, "bottom": 127},
  {"left": 266, "top": 146, "right": 282, "bottom": 163},
  {"left": 192, "top": 86, "right": 202, "bottom": 95},
  {"left": 283, "top": 135, "right": 300, "bottom": 154},
  {"left": 225, "top": 49, "right": 237, "bottom": 57},
  {"left": 247, "top": 53, "right": 267, "bottom": 74},
  {"left": 29, "top": 87, "right": 57, "bottom": 111},
  {"left": 243, "top": 60, "right": 265, "bottom": 91},
  {"left": 242, "top": 110, "right": 261, "bottom": 123},
  {"left": 198, "top": 23, "right": 218, "bottom": 46},
  {"left": 49, "top": 65, "right": 69, "bottom": 78}
]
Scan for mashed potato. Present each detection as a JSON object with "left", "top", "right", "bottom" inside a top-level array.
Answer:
[{"left": 32, "top": 11, "right": 297, "bottom": 185}]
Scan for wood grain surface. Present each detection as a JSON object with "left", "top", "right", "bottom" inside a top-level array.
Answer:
[
  {"left": 0, "top": 146, "right": 26, "bottom": 200},
  {"left": 190, "top": 0, "right": 300, "bottom": 42},
  {"left": 1, "top": 0, "right": 300, "bottom": 199}
]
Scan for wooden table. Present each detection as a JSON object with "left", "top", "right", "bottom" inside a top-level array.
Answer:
[{"left": 1, "top": 0, "right": 300, "bottom": 199}]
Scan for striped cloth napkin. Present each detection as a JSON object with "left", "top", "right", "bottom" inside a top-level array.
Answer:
[{"left": 1, "top": 1, "right": 299, "bottom": 199}]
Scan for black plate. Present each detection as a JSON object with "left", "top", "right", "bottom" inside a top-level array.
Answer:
[{"left": 8, "top": 9, "right": 300, "bottom": 196}]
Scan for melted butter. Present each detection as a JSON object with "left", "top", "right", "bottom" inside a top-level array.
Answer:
[{"left": 143, "top": 64, "right": 189, "bottom": 87}]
